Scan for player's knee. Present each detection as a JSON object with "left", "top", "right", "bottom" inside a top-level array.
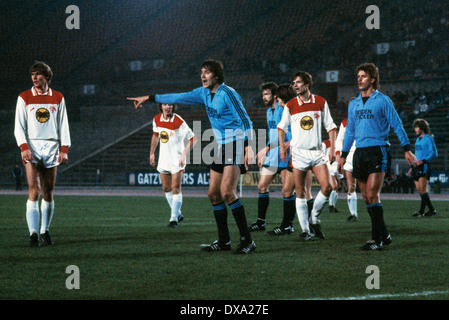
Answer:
[
  {"left": 258, "top": 183, "right": 268, "bottom": 194},
  {"left": 321, "top": 183, "right": 332, "bottom": 197},
  {"left": 282, "top": 186, "right": 294, "bottom": 198},
  {"left": 208, "top": 189, "right": 222, "bottom": 203},
  {"left": 28, "top": 185, "right": 40, "bottom": 201}
]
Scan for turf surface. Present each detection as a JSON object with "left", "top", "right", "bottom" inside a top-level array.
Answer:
[{"left": 0, "top": 194, "right": 447, "bottom": 300}]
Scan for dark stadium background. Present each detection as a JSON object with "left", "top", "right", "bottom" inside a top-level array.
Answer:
[{"left": 1, "top": 0, "right": 448, "bottom": 190}]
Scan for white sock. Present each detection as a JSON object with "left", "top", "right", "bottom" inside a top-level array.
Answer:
[
  {"left": 329, "top": 190, "right": 338, "bottom": 207},
  {"left": 295, "top": 198, "right": 309, "bottom": 233},
  {"left": 170, "top": 193, "right": 183, "bottom": 222},
  {"left": 165, "top": 191, "right": 173, "bottom": 209},
  {"left": 347, "top": 192, "right": 358, "bottom": 217},
  {"left": 40, "top": 200, "right": 55, "bottom": 234},
  {"left": 311, "top": 191, "right": 328, "bottom": 224},
  {"left": 26, "top": 200, "right": 40, "bottom": 236}
]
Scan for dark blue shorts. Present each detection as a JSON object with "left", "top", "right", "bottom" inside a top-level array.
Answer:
[
  {"left": 353, "top": 146, "right": 391, "bottom": 182},
  {"left": 210, "top": 140, "right": 247, "bottom": 174},
  {"left": 411, "top": 161, "right": 431, "bottom": 181}
]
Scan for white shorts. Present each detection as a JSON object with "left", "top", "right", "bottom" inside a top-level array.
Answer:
[
  {"left": 157, "top": 165, "right": 184, "bottom": 175},
  {"left": 327, "top": 161, "right": 344, "bottom": 179},
  {"left": 291, "top": 147, "right": 326, "bottom": 171},
  {"left": 28, "top": 140, "right": 60, "bottom": 168},
  {"left": 343, "top": 152, "right": 354, "bottom": 173}
]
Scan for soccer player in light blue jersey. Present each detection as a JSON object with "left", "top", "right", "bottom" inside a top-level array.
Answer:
[
  {"left": 338, "top": 63, "right": 417, "bottom": 251},
  {"left": 128, "top": 60, "right": 256, "bottom": 254},
  {"left": 408, "top": 119, "right": 438, "bottom": 217},
  {"left": 250, "top": 82, "right": 296, "bottom": 236}
]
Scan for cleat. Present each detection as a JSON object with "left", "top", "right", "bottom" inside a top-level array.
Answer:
[
  {"left": 267, "top": 225, "right": 294, "bottom": 236},
  {"left": 30, "top": 233, "right": 40, "bottom": 247},
  {"left": 234, "top": 240, "right": 256, "bottom": 254},
  {"left": 347, "top": 215, "right": 358, "bottom": 222},
  {"left": 299, "top": 232, "right": 312, "bottom": 242},
  {"left": 249, "top": 222, "right": 266, "bottom": 232},
  {"left": 178, "top": 214, "right": 184, "bottom": 222},
  {"left": 383, "top": 234, "right": 392, "bottom": 246},
  {"left": 360, "top": 240, "right": 383, "bottom": 251},
  {"left": 424, "top": 209, "right": 437, "bottom": 217},
  {"left": 329, "top": 206, "right": 339, "bottom": 213},
  {"left": 167, "top": 221, "right": 178, "bottom": 228},
  {"left": 201, "top": 240, "right": 231, "bottom": 252},
  {"left": 40, "top": 231, "right": 54, "bottom": 246},
  {"left": 311, "top": 223, "right": 325, "bottom": 239},
  {"left": 412, "top": 211, "right": 424, "bottom": 217}
]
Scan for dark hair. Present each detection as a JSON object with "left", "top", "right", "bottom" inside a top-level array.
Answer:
[
  {"left": 260, "top": 82, "right": 278, "bottom": 95},
  {"left": 30, "top": 61, "right": 53, "bottom": 83},
  {"left": 356, "top": 63, "right": 380, "bottom": 90},
  {"left": 413, "top": 118, "right": 430, "bottom": 134},
  {"left": 157, "top": 103, "right": 177, "bottom": 114},
  {"left": 200, "top": 59, "right": 224, "bottom": 83},
  {"left": 276, "top": 83, "right": 297, "bottom": 103},
  {"left": 291, "top": 71, "right": 313, "bottom": 89}
]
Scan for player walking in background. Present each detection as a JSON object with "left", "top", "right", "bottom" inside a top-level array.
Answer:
[
  {"left": 14, "top": 61, "right": 71, "bottom": 247},
  {"left": 408, "top": 119, "right": 438, "bottom": 217},
  {"left": 278, "top": 71, "right": 337, "bottom": 242},
  {"left": 150, "top": 103, "right": 197, "bottom": 228},
  {"left": 249, "top": 82, "right": 296, "bottom": 235},
  {"left": 335, "top": 114, "right": 358, "bottom": 222},
  {"left": 128, "top": 59, "right": 256, "bottom": 254},
  {"left": 338, "top": 63, "right": 416, "bottom": 251}
]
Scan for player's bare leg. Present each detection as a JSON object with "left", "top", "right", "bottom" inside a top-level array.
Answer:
[
  {"left": 309, "top": 164, "right": 332, "bottom": 239},
  {"left": 24, "top": 162, "right": 41, "bottom": 245},
  {"left": 250, "top": 168, "right": 275, "bottom": 231}
]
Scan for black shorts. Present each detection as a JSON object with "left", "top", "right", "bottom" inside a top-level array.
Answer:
[
  {"left": 210, "top": 140, "right": 247, "bottom": 174},
  {"left": 411, "top": 162, "right": 431, "bottom": 181},
  {"left": 353, "top": 146, "right": 391, "bottom": 182}
]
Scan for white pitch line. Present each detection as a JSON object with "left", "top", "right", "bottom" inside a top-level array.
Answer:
[{"left": 300, "top": 290, "right": 449, "bottom": 300}]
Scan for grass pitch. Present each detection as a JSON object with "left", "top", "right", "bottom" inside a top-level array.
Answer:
[{"left": 0, "top": 193, "right": 448, "bottom": 300}]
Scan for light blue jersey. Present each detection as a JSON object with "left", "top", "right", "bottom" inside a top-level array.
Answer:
[
  {"left": 343, "top": 90, "right": 410, "bottom": 153},
  {"left": 415, "top": 134, "right": 437, "bottom": 162},
  {"left": 155, "top": 83, "right": 253, "bottom": 145},
  {"left": 264, "top": 103, "right": 291, "bottom": 168}
]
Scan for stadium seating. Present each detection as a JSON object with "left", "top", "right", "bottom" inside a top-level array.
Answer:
[{"left": 1, "top": 1, "right": 448, "bottom": 186}]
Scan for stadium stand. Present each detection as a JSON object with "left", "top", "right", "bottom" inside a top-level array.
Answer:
[{"left": 1, "top": 0, "right": 448, "bottom": 187}]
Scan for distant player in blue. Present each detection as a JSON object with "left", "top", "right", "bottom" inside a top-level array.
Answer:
[
  {"left": 249, "top": 82, "right": 295, "bottom": 236},
  {"left": 128, "top": 59, "right": 256, "bottom": 254},
  {"left": 409, "top": 119, "right": 438, "bottom": 217},
  {"left": 338, "top": 63, "right": 417, "bottom": 251}
]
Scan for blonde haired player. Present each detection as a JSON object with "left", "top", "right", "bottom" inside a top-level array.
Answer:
[
  {"left": 14, "top": 61, "right": 71, "bottom": 247},
  {"left": 150, "top": 103, "right": 197, "bottom": 228}
]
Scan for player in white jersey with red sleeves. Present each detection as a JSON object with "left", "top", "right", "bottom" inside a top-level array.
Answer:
[
  {"left": 335, "top": 115, "right": 358, "bottom": 222},
  {"left": 322, "top": 139, "right": 343, "bottom": 213},
  {"left": 278, "top": 71, "right": 337, "bottom": 241},
  {"left": 14, "top": 61, "right": 71, "bottom": 247},
  {"left": 150, "top": 103, "right": 197, "bottom": 228}
]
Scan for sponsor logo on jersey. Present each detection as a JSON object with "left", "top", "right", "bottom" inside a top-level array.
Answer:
[
  {"left": 300, "top": 116, "right": 314, "bottom": 130},
  {"left": 160, "top": 131, "right": 169, "bottom": 143},
  {"left": 36, "top": 108, "right": 50, "bottom": 123}
]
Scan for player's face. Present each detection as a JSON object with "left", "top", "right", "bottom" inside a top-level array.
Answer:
[
  {"left": 201, "top": 67, "right": 219, "bottom": 91},
  {"left": 31, "top": 71, "right": 48, "bottom": 90},
  {"left": 292, "top": 76, "right": 308, "bottom": 96},
  {"left": 277, "top": 97, "right": 287, "bottom": 107},
  {"left": 357, "top": 70, "right": 375, "bottom": 92},
  {"left": 262, "top": 89, "right": 275, "bottom": 107},
  {"left": 414, "top": 126, "right": 423, "bottom": 136},
  {"left": 161, "top": 104, "right": 174, "bottom": 117}
]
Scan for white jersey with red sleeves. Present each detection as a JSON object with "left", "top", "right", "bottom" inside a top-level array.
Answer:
[
  {"left": 153, "top": 113, "right": 195, "bottom": 173},
  {"left": 322, "top": 139, "right": 343, "bottom": 179},
  {"left": 14, "top": 87, "right": 71, "bottom": 148},
  {"left": 278, "top": 94, "right": 336, "bottom": 151},
  {"left": 335, "top": 118, "right": 355, "bottom": 161}
]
